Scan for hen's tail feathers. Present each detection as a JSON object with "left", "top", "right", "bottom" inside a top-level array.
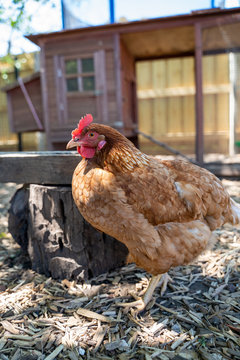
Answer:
[{"left": 229, "top": 199, "right": 240, "bottom": 225}]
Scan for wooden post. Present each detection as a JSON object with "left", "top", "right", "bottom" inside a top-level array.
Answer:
[
  {"left": 194, "top": 23, "right": 204, "bottom": 165},
  {"left": 114, "top": 34, "right": 123, "bottom": 127},
  {"left": 229, "top": 52, "right": 236, "bottom": 156},
  {"left": 14, "top": 58, "right": 23, "bottom": 152},
  {"left": 17, "top": 133, "right": 23, "bottom": 151}
]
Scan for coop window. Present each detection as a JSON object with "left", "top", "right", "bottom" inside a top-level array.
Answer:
[{"left": 64, "top": 57, "right": 95, "bottom": 93}]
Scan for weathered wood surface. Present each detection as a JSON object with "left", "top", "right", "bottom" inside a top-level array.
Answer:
[
  {"left": 2, "top": 151, "right": 240, "bottom": 184},
  {"left": 8, "top": 185, "right": 29, "bottom": 252},
  {"left": 0, "top": 152, "right": 80, "bottom": 185},
  {"left": 9, "top": 184, "right": 128, "bottom": 280}
]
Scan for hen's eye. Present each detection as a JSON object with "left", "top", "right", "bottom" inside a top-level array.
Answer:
[{"left": 88, "top": 132, "right": 95, "bottom": 137}]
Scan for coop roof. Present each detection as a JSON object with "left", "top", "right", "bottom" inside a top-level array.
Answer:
[
  {"left": 2, "top": 72, "right": 40, "bottom": 92},
  {"left": 26, "top": 7, "right": 240, "bottom": 60}
]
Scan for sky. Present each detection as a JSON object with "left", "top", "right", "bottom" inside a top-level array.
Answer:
[{"left": 1, "top": 0, "right": 239, "bottom": 56}]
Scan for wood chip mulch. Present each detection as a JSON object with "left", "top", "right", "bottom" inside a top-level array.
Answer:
[{"left": 0, "top": 181, "right": 239, "bottom": 360}]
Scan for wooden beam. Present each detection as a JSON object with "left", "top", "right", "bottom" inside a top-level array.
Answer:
[
  {"left": 194, "top": 23, "right": 204, "bottom": 165},
  {"left": 17, "top": 77, "right": 44, "bottom": 131},
  {"left": 137, "top": 84, "right": 231, "bottom": 99},
  {"left": 0, "top": 152, "right": 80, "bottom": 185},
  {"left": 1, "top": 152, "right": 240, "bottom": 185},
  {"left": 137, "top": 130, "right": 197, "bottom": 164},
  {"left": 200, "top": 12, "right": 240, "bottom": 29},
  {"left": 135, "top": 47, "right": 240, "bottom": 62}
]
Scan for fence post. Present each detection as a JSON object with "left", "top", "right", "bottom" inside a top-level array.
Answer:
[{"left": 194, "top": 23, "right": 204, "bottom": 165}]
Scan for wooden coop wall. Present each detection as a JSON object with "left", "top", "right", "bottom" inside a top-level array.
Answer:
[
  {"left": 42, "top": 34, "right": 121, "bottom": 149},
  {"left": 7, "top": 76, "right": 43, "bottom": 133},
  {"left": 137, "top": 53, "right": 231, "bottom": 155},
  {"left": 0, "top": 53, "right": 38, "bottom": 151}
]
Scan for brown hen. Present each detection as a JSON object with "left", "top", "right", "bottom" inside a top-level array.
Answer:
[{"left": 67, "top": 114, "right": 240, "bottom": 312}]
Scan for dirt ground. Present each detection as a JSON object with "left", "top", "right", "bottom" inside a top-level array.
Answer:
[{"left": 0, "top": 181, "right": 239, "bottom": 360}]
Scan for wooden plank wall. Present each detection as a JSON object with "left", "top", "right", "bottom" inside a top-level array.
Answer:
[
  {"left": 9, "top": 77, "right": 43, "bottom": 133},
  {"left": 43, "top": 34, "right": 116, "bottom": 148},
  {"left": 137, "top": 54, "right": 230, "bottom": 155}
]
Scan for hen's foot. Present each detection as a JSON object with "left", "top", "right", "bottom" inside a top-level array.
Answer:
[
  {"left": 117, "top": 297, "right": 146, "bottom": 313},
  {"left": 158, "top": 273, "right": 173, "bottom": 295},
  {"left": 117, "top": 274, "right": 163, "bottom": 314}
]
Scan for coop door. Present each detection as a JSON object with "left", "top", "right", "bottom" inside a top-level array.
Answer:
[{"left": 56, "top": 50, "right": 108, "bottom": 125}]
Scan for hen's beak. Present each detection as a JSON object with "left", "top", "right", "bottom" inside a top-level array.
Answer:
[{"left": 66, "top": 139, "right": 77, "bottom": 149}]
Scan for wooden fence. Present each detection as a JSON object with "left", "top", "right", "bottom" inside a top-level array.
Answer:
[{"left": 136, "top": 53, "right": 233, "bottom": 155}]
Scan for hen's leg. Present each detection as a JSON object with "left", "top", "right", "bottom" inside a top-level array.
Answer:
[{"left": 117, "top": 274, "right": 162, "bottom": 312}]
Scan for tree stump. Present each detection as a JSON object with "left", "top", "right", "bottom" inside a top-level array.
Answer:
[{"left": 9, "top": 184, "right": 128, "bottom": 280}]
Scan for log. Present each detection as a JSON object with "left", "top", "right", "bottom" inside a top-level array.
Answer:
[{"left": 9, "top": 184, "right": 128, "bottom": 280}]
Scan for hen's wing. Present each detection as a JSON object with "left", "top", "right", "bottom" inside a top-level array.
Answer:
[{"left": 103, "top": 157, "right": 236, "bottom": 230}]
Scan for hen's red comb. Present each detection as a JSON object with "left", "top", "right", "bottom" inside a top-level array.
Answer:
[{"left": 72, "top": 114, "right": 93, "bottom": 138}]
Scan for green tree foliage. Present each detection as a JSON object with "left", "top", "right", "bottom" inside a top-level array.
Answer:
[
  {"left": 0, "top": 0, "right": 51, "bottom": 79},
  {"left": 0, "top": 0, "right": 50, "bottom": 55}
]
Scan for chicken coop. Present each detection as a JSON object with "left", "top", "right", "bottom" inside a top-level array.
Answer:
[
  {"left": 4, "top": 72, "right": 43, "bottom": 133},
  {"left": 3, "top": 7, "right": 240, "bottom": 162}
]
